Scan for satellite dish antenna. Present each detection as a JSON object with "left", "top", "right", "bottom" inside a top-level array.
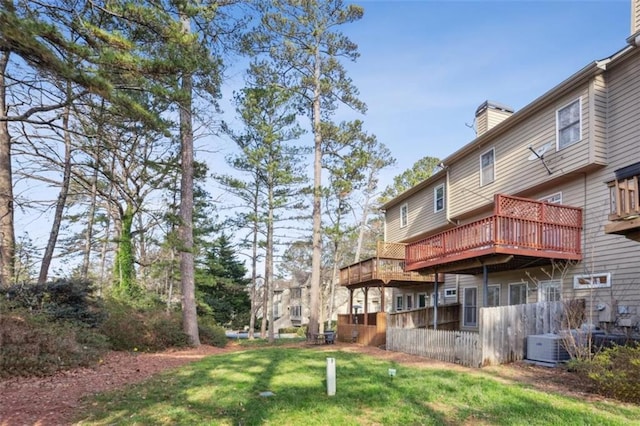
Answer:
[
  {"left": 527, "top": 142, "right": 553, "bottom": 175},
  {"left": 527, "top": 142, "right": 552, "bottom": 160}
]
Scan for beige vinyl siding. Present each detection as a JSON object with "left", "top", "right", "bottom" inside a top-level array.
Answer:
[
  {"left": 589, "top": 74, "right": 608, "bottom": 165},
  {"left": 487, "top": 109, "right": 512, "bottom": 130},
  {"left": 383, "top": 50, "right": 640, "bottom": 330},
  {"left": 448, "top": 86, "right": 600, "bottom": 219},
  {"left": 452, "top": 170, "right": 640, "bottom": 324},
  {"left": 570, "top": 51, "right": 640, "bottom": 316},
  {"left": 476, "top": 107, "right": 512, "bottom": 136},
  {"left": 607, "top": 52, "right": 640, "bottom": 166},
  {"left": 385, "top": 178, "right": 448, "bottom": 243}
]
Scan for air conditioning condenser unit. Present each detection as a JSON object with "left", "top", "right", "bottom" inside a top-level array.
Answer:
[{"left": 526, "top": 333, "right": 570, "bottom": 365}]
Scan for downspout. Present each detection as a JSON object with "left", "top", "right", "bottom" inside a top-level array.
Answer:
[
  {"left": 582, "top": 172, "right": 588, "bottom": 273},
  {"left": 382, "top": 209, "right": 387, "bottom": 241},
  {"left": 444, "top": 165, "right": 458, "bottom": 226}
]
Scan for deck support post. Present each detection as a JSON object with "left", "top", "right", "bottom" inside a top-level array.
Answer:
[
  {"left": 364, "top": 287, "right": 369, "bottom": 325},
  {"left": 483, "top": 264, "right": 488, "bottom": 308},
  {"left": 348, "top": 288, "right": 354, "bottom": 324},
  {"left": 433, "top": 271, "right": 439, "bottom": 330}
]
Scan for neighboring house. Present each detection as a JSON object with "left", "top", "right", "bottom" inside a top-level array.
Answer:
[
  {"left": 269, "top": 279, "right": 308, "bottom": 331},
  {"left": 272, "top": 277, "right": 350, "bottom": 331},
  {"left": 340, "top": 0, "right": 640, "bottom": 338}
]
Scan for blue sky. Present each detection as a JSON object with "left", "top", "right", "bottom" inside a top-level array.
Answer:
[
  {"left": 329, "top": 0, "right": 631, "bottom": 187},
  {"left": 14, "top": 0, "right": 632, "bottom": 274}
]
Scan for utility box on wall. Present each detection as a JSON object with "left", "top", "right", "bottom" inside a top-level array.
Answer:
[{"left": 597, "top": 303, "right": 613, "bottom": 323}]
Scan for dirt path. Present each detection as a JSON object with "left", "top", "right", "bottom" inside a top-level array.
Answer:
[{"left": 0, "top": 342, "right": 599, "bottom": 425}]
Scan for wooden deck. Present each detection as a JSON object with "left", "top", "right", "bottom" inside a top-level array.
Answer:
[
  {"left": 339, "top": 242, "right": 436, "bottom": 287},
  {"left": 406, "top": 194, "right": 582, "bottom": 274},
  {"left": 605, "top": 173, "right": 640, "bottom": 241}
]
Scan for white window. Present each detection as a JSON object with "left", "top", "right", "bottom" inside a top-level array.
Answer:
[
  {"left": 434, "top": 184, "right": 445, "bottom": 212},
  {"left": 400, "top": 203, "right": 408, "bottom": 228},
  {"left": 406, "top": 294, "right": 414, "bottom": 310},
  {"left": 487, "top": 285, "right": 500, "bottom": 307},
  {"left": 557, "top": 99, "right": 582, "bottom": 149},
  {"left": 444, "top": 288, "right": 457, "bottom": 298},
  {"left": 417, "top": 293, "right": 427, "bottom": 308},
  {"left": 395, "top": 295, "right": 404, "bottom": 311},
  {"left": 539, "top": 192, "right": 562, "bottom": 204},
  {"left": 573, "top": 273, "right": 611, "bottom": 289},
  {"left": 291, "top": 305, "right": 302, "bottom": 318},
  {"left": 480, "top": 148, "right": 495, "bottom": 186},
  {"left": 539, "top": 280, "right": 561, "bottom": 302},
  {"left": 463, "top": 287, "right": 478, "bottom": 327},
  {"left": 509, "top": 282, "right": 527, "bottom": 305}
]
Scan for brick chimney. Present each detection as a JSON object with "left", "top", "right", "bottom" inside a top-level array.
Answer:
[{"left": 474, "top": 101, "right": 514, "bottom": 136}]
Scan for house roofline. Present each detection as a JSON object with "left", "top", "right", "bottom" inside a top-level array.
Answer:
[
  {"left": 381, "top": 43, "right": 637, "bottom": 211},
  {"left": 442, "top": 44, "right": 635, "bottom": 166},
  {"left": 380, "top": 168, "right": 446, "bottom": 211}
]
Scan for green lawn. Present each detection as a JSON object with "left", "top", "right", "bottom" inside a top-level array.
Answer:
[{"left": 76, "top": 346, "right": 639, "bottom": 425}]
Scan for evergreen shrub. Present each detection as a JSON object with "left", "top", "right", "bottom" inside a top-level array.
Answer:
[
  {"left": 198, "top": 317, "right": 228, "bottom": 347},
  {"left": 0, "top": 279, "right": 105, "bottom": 327},
  {"left": 576, "top": 342, "right": 640, "bottom": 404},
  {"left": 100, "top": 300, "right": 189, "bottom": 351},
  {"left": 0, "top": 311, "right": 108, "bottom": 377}
]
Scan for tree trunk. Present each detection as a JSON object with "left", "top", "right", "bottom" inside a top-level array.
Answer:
[
  {"left": 98, "top": 201, "right": 112, "bottom": 293},
  {"left": 166, "top": 248, "right": 175, "bottom": 312},
  {"left": 308, "top": 50, "right": 323, "bottom": 338},
  {"left": 249, "top": 171, "right": 260, "bottom": 340},
  {"left": 260, "top": 268, "right": 268, "bottom": 338},
  {"left": 178, "top": 13, "right": 200, "bottom": 347},
  {"left": 249, "top": 178, "right": 259, "bottom": 339},
  {"left": 81, "top": 154, "right": 99, "bottom": 280},
  {"left": 38, "top": 87, "right": 73, "bottom": 285},
  {"left": 266, "top": 180, "right": 275, "bottom": 343},
  {"left": 248, "top": 228, "right": 257, "bottom": 339},
  {"left": 328, "top": 242, "right": 340, "bottom": 331},
  {"left": 137, "top": 212, "right": 147, "bottom": 278},
  {"left": 0, "top": 51, "right": 15, "bottom": 287},
  {"left": 113, "top": 204, "right": 137, "bottom": 297},
  {"left": 354, "top": 177, "right": 374, "bottom": 263}
]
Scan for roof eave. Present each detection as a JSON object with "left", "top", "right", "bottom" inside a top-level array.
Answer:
[
  {"left": 381, "top": 43, "right": 637, "bottom": 211},
  {"left": 442, "top": 44, "right": 636, "bottom": 166}
]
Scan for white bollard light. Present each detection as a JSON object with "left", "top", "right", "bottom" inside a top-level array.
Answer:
[{"left": 326, "top": 357, "right": 336, "bottom": 396}]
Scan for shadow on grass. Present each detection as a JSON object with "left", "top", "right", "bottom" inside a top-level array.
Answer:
[{"left": 75, "top": 346, "right": 640, "bottom": 425}]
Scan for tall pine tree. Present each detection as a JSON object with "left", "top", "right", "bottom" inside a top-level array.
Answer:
[{"left": 248, "top": 0, "right": 365, "bottom": 337}]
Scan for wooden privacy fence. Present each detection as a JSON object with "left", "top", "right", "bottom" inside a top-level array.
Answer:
[
  {"left": 337, "top": 312, "right": 386, "bottom": 347},
  {"left": 480, "top": 300, "right": 565, "bottom": 365},
  {"left": 385, "top": 301, "right": 568, "bottom": 367},
  {"left": 386, "top": 328, "right": 481, "bottom": 367},
  {"left": 388, "top": 304, "right": 460, "bottom": 330}
]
